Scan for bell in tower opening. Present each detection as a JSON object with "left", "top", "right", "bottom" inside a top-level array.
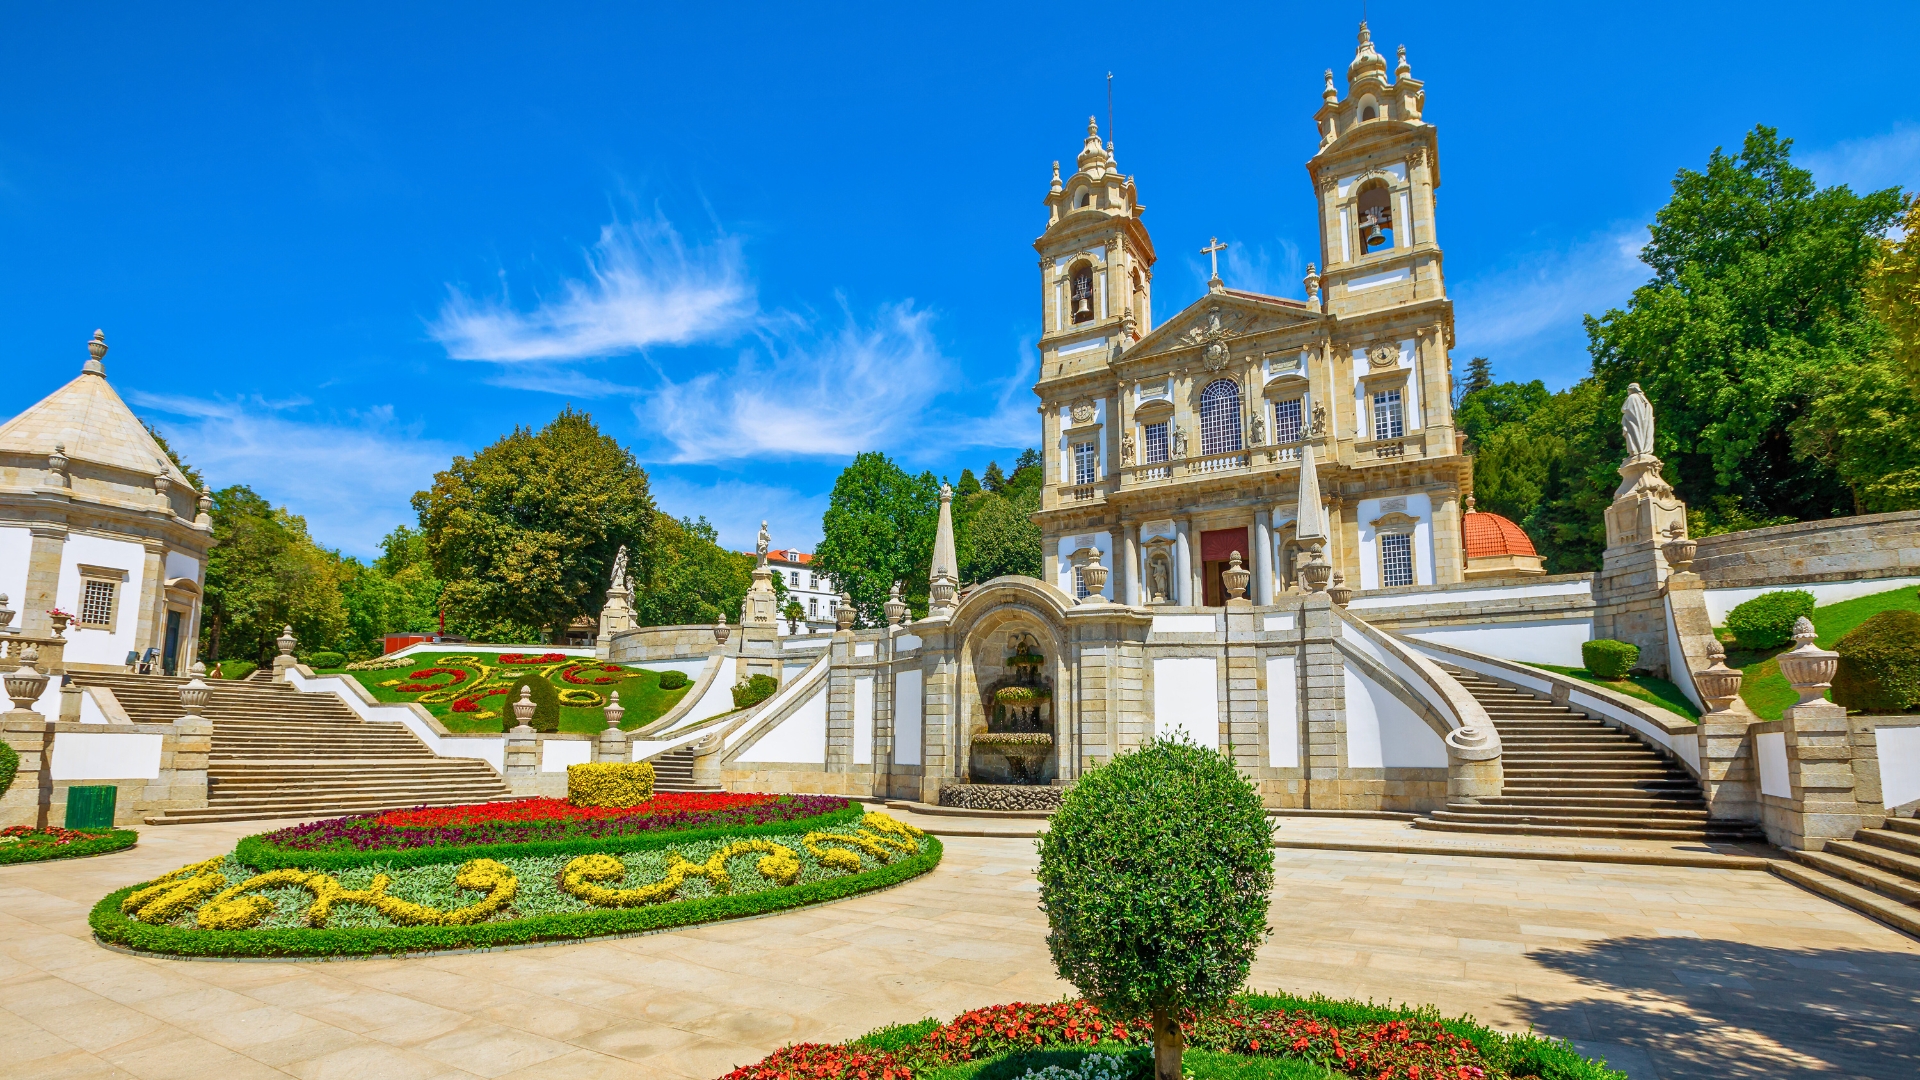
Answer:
[
  {"left": 1070, "top": 263, "right": 1094, "bottom": 323},
  {"left": 1357, "top": 180, "right": 1394, "bottom": 250}
]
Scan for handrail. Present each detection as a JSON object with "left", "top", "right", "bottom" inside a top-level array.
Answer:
[{"left": 1336, "top": 608, "right": 1499, "bottom": 759}]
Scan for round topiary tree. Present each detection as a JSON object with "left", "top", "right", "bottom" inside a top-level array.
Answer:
[
  {"left": 1035, "top": 736, "right": 1273, "bottom": 1080},
  {"left": 1831, "top": 609, "right": 1920, "bottom": 714},
  {"left": 501, "top": 673, "right": 562, "bottom": 732},
  {"left": 1726, "top": 589, "right": 1817, "bottom": 651}
]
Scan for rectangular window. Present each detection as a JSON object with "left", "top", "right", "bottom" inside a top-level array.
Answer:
[
  {"left": 80, "top": 580, "right": 116, "bottom": 629},
  {"left": 1073, "top": 565, "right": 1089, "bottom": 599},
  {"left": 1274, "top": 398, "right": 1303, "bottom": 443},
  {"left": 809, "top": 597, "right": 818, "bottom": 616},
  {"left": 1380, "top": 532, "right": 1414, "bottom": 588},
  {"left": 790, "top": 570, "right": 800, "bottom": 586},
  {"left": 1073, "top": 441, "right": 1098, "bottom": 485},
  {"left": 1372, "top": 389, "right": 1405, "bottom": 441},
  {"left": 1143, "top": 421, "right": 1169, "bottom": 463},
  {"left": 808, "top": 573, "right": 817, "bottom": 589}
]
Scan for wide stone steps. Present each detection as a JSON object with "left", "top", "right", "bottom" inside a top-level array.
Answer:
[
  {"left": 76, "top": 670, "right": 512, "bottom": 824},
  {"left": 1417, "top": 666, "right": 1760, "bottom": 842},
  {"left": 648, "top": 747, "right": 721, "bottom": 792},
  {"left": 1774, "top": 821, "right": 1920, "bottom": 939}
]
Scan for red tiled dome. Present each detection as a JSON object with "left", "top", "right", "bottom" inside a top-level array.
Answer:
[{"left": 1463, "top": 510, "right": 1539, "bottom": 560}]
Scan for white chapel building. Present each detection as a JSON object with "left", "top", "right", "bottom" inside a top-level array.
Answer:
[{"left": 0, "top": 332, "right": 211, "bottom": 675}]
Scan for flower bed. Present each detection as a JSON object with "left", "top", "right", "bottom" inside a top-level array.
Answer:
[
  {"left": 0, "top": 825, "right": 138, "bottom": 865},
  {"left": 722, "top": 995, "right": 1624, "bottom": 1080},
  {"left": 346, "top": 651, "right": 694, "bottom": 733},
  {"left": 237, "top": 793, "right": 856, "bottom": 870},
  {"left": 91, "top": 810, "right": 940, "bottom": 959}
]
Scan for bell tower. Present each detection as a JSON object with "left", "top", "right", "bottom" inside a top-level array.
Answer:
[
  {"left": 1309, "top": 22, "right": 1443, "bottom": 323},
  {"left": 1035, "top": 117, "right": 1155, "bottom": 371}
]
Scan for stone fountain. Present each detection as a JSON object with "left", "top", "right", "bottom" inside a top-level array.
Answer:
[{"left": 944, "top": 633, "right": 1062, "bottom": 811}]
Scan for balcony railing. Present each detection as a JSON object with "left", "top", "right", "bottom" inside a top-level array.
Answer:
[{"left": 1193, "top": 450, "right": 1248, "bottom": 474}]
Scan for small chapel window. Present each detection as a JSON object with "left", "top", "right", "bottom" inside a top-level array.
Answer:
[
  {"left": 1372, "top": 388, "right": 1406, "bottom": 441},
  {"left": 1073, "top": 441, "right": 1098, "bottom": 485},
  {"left": 1199, "top": 379, "right": 1244, "bottom": 457},
  {"left": 1380, "top": 531, "right": 1415, "bottom": 588},
  {"left": 80, "top": 579, "right": 117, "bottom": 629},
  {"left": 1143, "top": 420, "right": 1169, "bottom": 464},
  {"left": 1274, "top": 398, "right": 1303, "bottom": 444},
  {"left": 1070, "top": 263, "right": 1095, "bottom": 324}
]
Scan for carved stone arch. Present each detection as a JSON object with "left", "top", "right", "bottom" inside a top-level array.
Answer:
[{"left": 947, "top": 588, "right": 1075, "bottom": 785}]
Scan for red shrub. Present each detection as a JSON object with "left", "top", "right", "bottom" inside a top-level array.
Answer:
[
  {"left": 719, "top": 1044, "right": 912, "bottom": 1080},
  {"left": 917, "top": 1001, "right": 1131, "bottom": 1063},
  {"left": 500, "top": 652, "right": 567, "bottom": 664},
  {"left": 373, "top": 792, "right": 775, "bottom": 829},
  {"left": 396, "top": 667, "right": 468, "bottom": 692}
]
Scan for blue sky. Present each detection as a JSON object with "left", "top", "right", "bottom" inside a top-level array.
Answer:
[{"left": 3, "top": 3, "right": 1914, "bottom": 559}]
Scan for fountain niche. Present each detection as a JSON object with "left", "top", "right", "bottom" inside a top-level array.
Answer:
[{"left": 943, "top": 632, "right": 1063, "bottom": 811}]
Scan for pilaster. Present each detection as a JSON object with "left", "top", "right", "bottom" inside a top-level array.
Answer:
[
  {"left": 1298, "top": 593, "right": 1346, "bottom": 808},
  {"left": 1781, "top": 700, "right": 1882, "bottom": 851},
  {"left": 0, "top": 712, "right": 48, "bottom": 827},
  {"left": 22, "top": 526, "right": 66, "bottom": 636},
  {"left": 825, "top": 633, "right": 855, "bottom": 769}
]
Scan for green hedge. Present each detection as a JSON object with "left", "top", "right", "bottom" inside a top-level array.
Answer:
[
  {"left": 501, "top": 672, "right": 563, "bottom": 731},
  {"left": 306, "top": 651, "right": 347, "bottom": 669},
  {"left": 0, "top": 828, "right": 138, "bottom": 865},
  {"left": 233, "top": 802, "right": 862, "bottom": 871},
  {"left": 733, "top": 673, "right": 778, "bottom": 709},
  {"left": 0, "top": 741, "right": 16, "bottom": 798},
  {"left": 658, "top": 669, "right": 689, "bottom": 690},
  {"left": 214, "top": 660, "right": 258, "bottom": 680},
  {"left": 1725, "top": 589, "right": 1816, "bottom": 651},
  {"left": 1832, "top": 609, "right": 1920, "bottom": 713},
  {"left": 1581, "top": 639, "right": 1639, "bottom": 679},
  {"left": 91, "top": 835, "right": 941, "bottom": 959}
]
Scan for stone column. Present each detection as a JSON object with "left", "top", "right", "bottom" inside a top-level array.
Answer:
[
  {"left": 1298, "top": 594, "right": 1346, "bottom": 808},
  {"left": 825, "top": 633, "right": 855, "bottom": 770},
  {"left": 1253, "top": 510, "right": 1274, "bottom": 605},
  {"left": 1174, "top": 520, "right": 1193, "bottom": 606},
  {"left": 135, "top": 542, "right": 165, "bottom": 657},
  {"left": 0, "top": 648, "right": 51, "bottom": 827},
  {"left": 21, "top": 526, "right": 66, "bottom": 636},
  {"left": 1776, "top": 619, "right": 1881, "bottom": 850},
  {"left": 596, "top": 692, "right": 628, "bottom": 762},
  {"left": 1120, "top": 525, "right": 1139, "bottom": 607}
]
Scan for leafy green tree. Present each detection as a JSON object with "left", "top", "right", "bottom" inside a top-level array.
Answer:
[
  {"left": 955, "top": 467, "right": 981, "bottom": 497},
  {"left": 1866, "top": 194, "right": 1920, "bottom": 389},
  {"left": 1036, "top": 738, "right": 1273, "bottom": 1080},
  {"left": 982, "top": 461, "right": 1007, "bottom": 493},
  {"left": 961, "top": 487, "right": 1042, "bottom": 582},
  {"left": 815, "top": 452, "right": 938, "bottom": 626},
  {"left": 632, "top": 515, "right": 755, "bottom": 627},
  {"left": 1790, "top": 349, "right": 1920, "bottom": 513},
  {"left": 413, "top": 408, "right": 653, "bottom": 640},
  {"left": 1584, "top": 126, "right": 1904, "bottom": 522},
  {"left": 200, "top": 486, "right": 350, "bottom": 662},
  {"left": 1456, "top": 378, "right": 1550, "bottom": 446},
  {"left": 336, "top": 526, "right": 445, "bottom": 658},
  {"left": 142, "top": 421, "right": 204, "bottom": 492},
  {"left": 1455, "top": 355, "right": 1493, "bottom": 408}
]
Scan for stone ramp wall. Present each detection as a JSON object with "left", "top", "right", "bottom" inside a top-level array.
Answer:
[{"left": 1691, "top": 509, "right": 1920, "bottom": 589}]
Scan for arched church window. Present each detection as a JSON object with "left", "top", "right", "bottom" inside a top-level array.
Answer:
[
  {"left": 1076, "top": 189, "right": 1092, "bottom": 208},
  {"left": 1357, "top": 180, "right": 1394, "bottom": 252},
  {"left": 1199, "top": 379, "right": 1243, "bottom": 457},
  {"left": 1070, "top": 263, "right": 1095, "bottom": 324},
  {"left": 1361, "top": 105, "right": 1377, "bottom": 122}
]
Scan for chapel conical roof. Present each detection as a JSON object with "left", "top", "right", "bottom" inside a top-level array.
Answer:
[{"left": 0, "top": 331, "right": 195, "bottom": 490}]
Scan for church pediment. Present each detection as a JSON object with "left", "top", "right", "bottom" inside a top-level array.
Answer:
[{"left": 1126, "top": 290, "right": 1324, "bottom": 365}]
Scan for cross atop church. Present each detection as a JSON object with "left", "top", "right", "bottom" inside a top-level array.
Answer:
[{"left": 1201, "top": 236, "right": 1228, "bottom": 289}]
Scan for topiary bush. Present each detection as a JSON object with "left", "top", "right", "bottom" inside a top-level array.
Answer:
[
  {"left": 732, "top": 674, "right": 778, "bottom": 710},
  {"left": 566, "top": 761, "right": 656, "bottom": 807},
  {"left": 1831, "top": 609, "right": 1920, "bottom": 714},
  {"left": 1035, "top": 736, "right": 1274, "bottom": 1080},
  {"left": 1581, "top": 639, "right": 1640, "bottom": 679},
  {"left": 306, "top": 651, "right": 346, "bottom": 670},
  {"left": 1725, "top": 589, "right": 1816, "bottom": 651},
  {"left": 0, "top": 741, "right": 17, "bottom": 798},
  {"left": 501, "top": 674, "right": 562, "bottom": 732},
  {"left": 658, "top": 669, "right": 689, "bottom": 691}
]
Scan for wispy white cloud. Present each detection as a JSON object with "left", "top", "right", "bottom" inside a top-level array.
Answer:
[
  {"left": 128, "top": 392, "right": 456, "bottom": 557},
  {"left": 1218, "top": 238, "right": 1306, "bottom": 300},
  {"left": 639, "top": 300, "right": 956, "bottom": 464},
  {"left": 1803, "top": 123, "right": 1920, "bottom": 196},
  {"left": 648, "top": 475, "right": 830, "bottom": 555},
  {"left": 1450, "top": 226, "right": 1647, "bottom": 384},
  {"left": 428, "top": 216, "right": 754, "bottom": 362}
]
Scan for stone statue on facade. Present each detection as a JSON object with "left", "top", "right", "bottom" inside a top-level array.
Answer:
[
  {"left": 1120, "top": 433, "right": 1135, "bottom": 465},
  {"left": 1250, "top": 409, "right": 1266, "bottom": 446},
  {"left": 1622, "top": 383, "right": 1655, "bottom": 460},
  {"left": 1173, "top": 427, "right": 1189, "bottom": 459},
  {"left": 1148, "top": 554, "right": 1170, "bottom": 604},
  {"left": 1309, "top": 402, "right": 1327, "bottom": 437},
  {"left": 755, "top": 521, "right": 771, "bottom": 566}
]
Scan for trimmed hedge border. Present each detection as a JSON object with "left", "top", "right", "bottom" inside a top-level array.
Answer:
[
  {"left": 0, "top": 828, "right": 138, "bottom": 865},
  {"left": 91, "top": 836, "right": 941, "bottom": 960},
  {"left": 235, "top": 803, "right": 863, "bottom": 871}
]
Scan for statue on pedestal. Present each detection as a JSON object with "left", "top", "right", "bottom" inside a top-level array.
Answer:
[
  {"left": 755, "top": 521, "right": 771, "bottom": 567},
  {"left": 1622, "top": 383, "right": 1655, "bottom": 460}
]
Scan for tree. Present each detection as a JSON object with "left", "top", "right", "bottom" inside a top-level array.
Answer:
[
  {"left": 1866, "top": 194, "right": 1920, "bottom": 388},
  {"left": 814, "top": 452, "right": 939, "bottom": 626},
  {"left": 632, "top": 515, "right": 755, "bottom": 627},
  {"left": 1584, "top": 126, "right": 1904, "bottom": 523},
  {"left": 1454, "top": 355, "right": 1493, "bottom": 409},
  {"left": 336, "top": 526, "right": 445, "bottom": 659},
  {"left": 955, "top": 467, "right": 981, "bottom": 497},
  {"left": 413, "top": 408, "right": 654, "bottom": 640},
  {"left": 961, "top": 487, "right": 1042, "bottom": 582},
  {"left": 1036, "top": 738, "right": 1273, "bottom": 1080},
  {"left": 200, "top": 486, "right": 350, "bottom": 662},
  {"left": 1014, "top": 447, "right": 1041, "bottom": 473},
  {"left": 982, "top": 461, "right": 1007, "bottom": 494},
  {"left": 1455, "top": 378, "right": 1549, "bottom": 447}
]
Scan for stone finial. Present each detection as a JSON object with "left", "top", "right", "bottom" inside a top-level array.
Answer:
[
  {"left": 47, "top": 443, "right": 69, "bottom": 487},
  {"left": 604, "top": 690, "right": 624, "bottom": 729},
  {"left": 195, "top": 493, "right": 213, "bottom": 528},
  {"left": 1694, "top": 637, "right": 1744, "bottom": 713},
  {"left": 1221, "top": 551, "right": 1249, "bottom": 602},
  {"left": 884, "top": 582, "right": 907, "bottom": 627},
  {"left": 836, "top": 592, "right": 856, "bottom": 631},
  {"left": 154, "top": 472, "right": 172, "bottom": 497},
  {"left": 277, "top": 626, "right": 296, "bottom": 657},
  {"left": 0, "top": 593, "right": 13, "bottom": 634},
  {"left": 179, "top": 673, "right": 210, "bottom": 716},
  {"left": 1327, "top": 570, "right": 1353, "bottom": 608},
  {"left": 713, "top": 616, "right": 730, "bottom": 645},
  {"left": 1465, "top": 493, "right": 1477, "bottom": 514},
  {"left": 1050, "top": 160, "right": 1062, "bottom": 194},
  {"left": 84, "top": 329, "right": 107, "bottom": 375},
  {"left": 1322, "top": 68, "right": 1338, "bottom": 104},
  {"left": 1349, "top": 21, "right": 1387, "bottom": 83},
  {"left": 1395, "top": 44, "right": 1411, "bottom": 80},
  {"left": 1778, "top": 617, "right": 1839, "bottom": 706},
  {"left": 1081, "top": 552, "right": 1110, "bottom": 602},
  {"left": 511, "top": 686, "right": 536, "bottom": 731},
  {"left": 1303, "top": 262, "right": 1320, "bottom": 303},
  {"left": 3, "top": 646, "right": 48, "bottom": 713}
]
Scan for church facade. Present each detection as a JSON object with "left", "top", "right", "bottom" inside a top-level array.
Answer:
[{"left": 1032, "top": 24, "right": 1488, "bottom": 608}]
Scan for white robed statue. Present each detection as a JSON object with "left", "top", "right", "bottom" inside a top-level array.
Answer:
[
  {"left": 608, "top": 545, "right": 628, "bottom": 590},
  {"left": 1622, "top": 383, "right": 1656, "bottom": 460},
  {"left": 755, "top": 521, "right": 771, "bottom": 567}
]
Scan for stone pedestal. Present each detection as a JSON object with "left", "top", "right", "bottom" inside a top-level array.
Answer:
[
  {"left": 1595, "top": 456, "right": 1686, "bottom": 677},
  {"left": 0, "top": 709, "right": 48, "bottom": 827},
  {"left": 689, "top": 732, "right": 724, "bottom": 787},
  {"left": 161, "top": 714, "right": 215, "bottom": 811},
  {"left": 742, "top": 566, "right": 779, "bottom": 629},
  {"left": 1445, "top": 727, "right": 1503, "bottom": 804},
  {"left": 1299, "top": 593, "right": 1348, "bottom": 809},
  {"left": 59, "top": 682, "right": 81, "bottom": 722},
  {"left": 271, "top": 625, "right": 298, "bottom": 681},
  {"left": 1775, "top": 701, "right": 1884, "bottom": 850}
]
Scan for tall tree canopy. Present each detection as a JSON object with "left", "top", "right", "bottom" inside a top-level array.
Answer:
[
  {"left": 201, "top": 485, "right": 349, "bottom": 662},
  {"left": 814, "top": 452, "right": 939, "bottom": 626},
  {"left": 632, "top": 515, "right": 755, "bottom": 627},
  {"left": 413, "top": 408, "right": 654, "bottom": 639}
]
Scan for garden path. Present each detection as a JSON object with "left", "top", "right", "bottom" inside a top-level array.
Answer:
[{"left": 1, "top": 816, "right": 1917, "bottom": 1080}]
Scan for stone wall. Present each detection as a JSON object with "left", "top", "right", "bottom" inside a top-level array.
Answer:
[
  {"left": 607, "top": 624, "right": 726, "bottom": 663},
  {"left": 1692, "top": 509, "right": 1920, "bottom": 590}
]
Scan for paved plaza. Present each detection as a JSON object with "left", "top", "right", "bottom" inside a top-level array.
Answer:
[{"left": 2, "top": 817, "right": 1916, "bottom": 1080}]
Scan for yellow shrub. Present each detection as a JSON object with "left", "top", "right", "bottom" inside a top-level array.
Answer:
[
  {"left": 123, "top": 859, "right": 228, "bottom": 924},
  {"left": 567, "top": 761, "right": 656, "bottom": 807}
]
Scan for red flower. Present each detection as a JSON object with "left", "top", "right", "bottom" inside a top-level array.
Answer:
[
  {"left": 561, "top": 663, "right": 625, "bottom": 685},
  {"left": 396, "top": 667, "right": 469, "bottom": 692},
  {"left": 373, "top": 792, "right": 775, "bottom": 828},
  {"left": 500, "top": 652, "right": 567, "bottom": 664}
]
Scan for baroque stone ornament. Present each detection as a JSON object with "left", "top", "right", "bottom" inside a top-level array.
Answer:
[
  {"left": 1693, "top": 638, "right": 1744, "bottom": 713},
  {"left": 1120, "top": 432, "right": 1135, "bottom": 465},
  {"left": 1777, "top": 617, "right": 1839, "bottom": 706},
  {"left": 1070, "top": 398, "right": 1097, "bottom": 424},
  {"left": 1079, "top": 553, "right": 1109, "bottom": 602},
  {"left": 1186, "top": 306, "right": 1237, "bottom": 372},
  {"left": 1327, "top": 571, "right": 1353, "bottom": 608},
  {"left": 1662, "top": 522, "right": 1697, "bottom": 574},
  {"left": 1622, "top": 382, "right": 1656, "bottom": 460},
  {"left": 1221, "top": 551, "right": 1250, "bottom": 602},
  {"left": 1368, "top": 343, "right": 1398, "bottom": 369}
]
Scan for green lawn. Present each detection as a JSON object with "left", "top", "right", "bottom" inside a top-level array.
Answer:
[
  {"left": 339, "top": 651, "right": 692, "bottom": 733},
  {"left": 1720, "top": 585, "right": 1920, "bottom": 720},
  {"left": 1526, "top": 662, "right": 1701, "bottom": 721}
]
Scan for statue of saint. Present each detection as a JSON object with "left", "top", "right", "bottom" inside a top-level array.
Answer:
[
  {"left": 1309, "top": 402, "right": 1327, "bottom": 437},
  {"left": 1148, "top": 554, "right": 1170, "bottom": 603},
  {"left": 1120, "top": 433, "right": 1135, "bottom": 465},
  {"left": 1622, "top": 383, "right": 1656, "bottom": 459},
  {"left": 1173, "top": 427, "right": 1190, "bottom": 459},
  {"left": 608, "top": 545, "right": 629, "bottom": 592},
  {"left": 1250, "top": 409, "right": 1266, "bottom": 445},
  {"left": 755, "top": 521, "right": 771, "bottom": 566}
]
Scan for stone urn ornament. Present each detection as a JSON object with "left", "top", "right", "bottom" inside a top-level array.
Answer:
[
  {"left": 1327, "top": 570, "right": 1353, "bottom": 608},
  {"left": 47, "top": 608, "right": 73, "bottom": 637},
  {"left": 1693, "top": 638, "right": 1744, "bottom": 713},
  {"left": 884, "top": 582, "right": 907, "bottom": 627},
  {"left": 1776, "top": 617, "right": 1839, "bottom": 706},
  {"left": 1080, "top": 553, "right": 1109, "bottom": 602},
  {"left": 1662, "top": 522, "right": 1697, "bottom": 574},
  {"left": 510, "top": 686, "right": 537, "bottom": 731},
  {"left": 836, "top": 593, "right": 856, "bottom": 631},
  {"left": 1221, "top": 551, "right": 1250, "bottom": 602},
  {"left": 178, "top": 672, "right": 211, "bottom": 715},
  {"left": 713, "top": 616, "right": 730, "bottom": 645},
  {"left": 277, "top": 625, "right": 297, "bottom": 658},
  {"left": 5, "top": 646, "right": 49, "bottom": 713},
  {"left": 0, "top": 593, "right": 13, "bottom": 634},
  {"left": 604, "top": 690, "right": 625, "bottom": 730},
  {"left": 1300, "top": 551, "right": 1333, "bottom": 593}
]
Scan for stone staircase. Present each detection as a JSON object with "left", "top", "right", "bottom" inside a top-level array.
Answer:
[
  {"left": 648, "top": 746, "right": 721, "bottom": 793},
  {"left": 1417, "top": 667, "right": 1760, "bottom": 842},
  {"left": 1773, "top": 817, "right": 1920, "bottom": 937},
  {"left": 72, "top": 671, "right": 512, "bottom": 824}
]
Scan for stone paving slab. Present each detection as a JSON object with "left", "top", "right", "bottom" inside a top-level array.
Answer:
[{"left": 2, "top": 817, "right": 1917, "bottom": 1080}]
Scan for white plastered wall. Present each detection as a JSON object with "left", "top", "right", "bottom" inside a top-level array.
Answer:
[
  {"left": 735, "top": 682, "right": 828, "bottom": 764},
  {"left": 853, "top": 675, "right": 874, "bottom": 766},
  {"left": 58, "top": 534, "right": 147, "bottom": 667},
  {"left": 1342, "top": 661, "right": 1448, "bottom": 769},
  {"left": 894, "top": 669, "right": 923, "bottom": 765},
  {"left": 1153, "top": 656, "right": 1218, "bottom": 749},
  {"left": 1354, "top": 492, "right": 1435, "bottom": 591},
  {"left": 1266, "top": 654, "right": 1298, "bottom": 767},
  {"left": 1402, "top": 620, "right": 1593, "bottom": 667}
]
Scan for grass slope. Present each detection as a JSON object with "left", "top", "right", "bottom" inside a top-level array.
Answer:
[
  {"left": 342, "top": 651, "right": 692, "bottom": 733},
  {"left": 1721, "top": 585, "right": 1920, "bottom": 720},
  {"left": 1526, "top": 663, "right": 1701, "bottom": 721}
]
